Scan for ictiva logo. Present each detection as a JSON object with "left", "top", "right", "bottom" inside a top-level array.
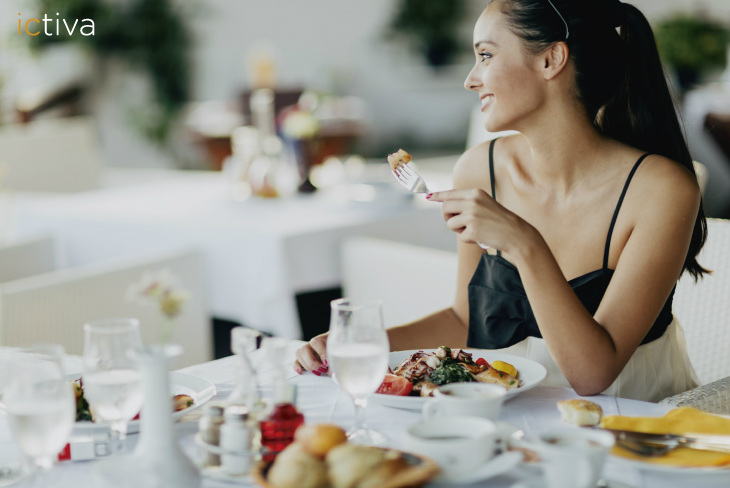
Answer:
[{"left": 18, "top": 13, "right": 95, "bottom": 37}]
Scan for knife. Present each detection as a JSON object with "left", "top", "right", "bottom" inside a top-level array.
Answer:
[{"left": 597, "top": 428, "right": 730, "bottom": 453}]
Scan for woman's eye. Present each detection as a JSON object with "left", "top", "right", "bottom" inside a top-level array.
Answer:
[{"left": 479, "top": 52, "right": 492, "bottom": 62}]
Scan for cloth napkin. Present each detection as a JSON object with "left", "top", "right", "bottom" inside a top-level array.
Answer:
[{"left": 601, "top": 407, "right": 730, "bottom": 467}]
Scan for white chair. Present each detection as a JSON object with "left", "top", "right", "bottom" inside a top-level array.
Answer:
[
  {"left": 673, "top": 218, "right": 730, "bottom": 385},
  {"left": 0, "top": 248, "right": 212, "bottom": 368},
  {"left": 0, "top": 233, "right": 56, "bottom": 283},
  {"left": 342, "top": 237, "right": 458, "bottom": 327},
  {"left": 0, "top": 116, "right": 101, "bottom": 192}
]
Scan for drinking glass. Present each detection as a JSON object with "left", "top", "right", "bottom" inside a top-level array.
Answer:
[
  {"left": 82, "top": 318, "right": 143, "bottom": 454},
  {"left": 3, "top": 344, "right": 75, "bottom": 486},
  {"left": 327, "top": 298, "right": 389, "bottom": 445}
]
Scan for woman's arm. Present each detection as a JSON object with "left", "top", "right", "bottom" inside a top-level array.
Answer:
[{"left": 431, "top": 154, "right": 701, "bottom": 395}]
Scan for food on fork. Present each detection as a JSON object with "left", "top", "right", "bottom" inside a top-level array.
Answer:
[
  {"left": 376, "top": 346, "right": 522, "bottom": 397},
  {"left": 557, "top": 399, "right": 603, "bottom": 426},
  {"left": 387, "top": 148, "right": 412, "bottom": 171}
]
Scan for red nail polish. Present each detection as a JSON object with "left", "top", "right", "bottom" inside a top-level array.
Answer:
[
  {"left": 312, "top": 370, "right": 321, "bottom": 376},
  {"left": 426, "top": 193, "right": 433, "bottom": 199},
  {"left": 317, "top": 367, "right": 328, "bottom": 374},
  {"left": 323, "top": 358, "right": 328, "bottom": 367}
]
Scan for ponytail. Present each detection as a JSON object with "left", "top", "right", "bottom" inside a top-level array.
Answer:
[
  {"left": 495, "top": 0, "right": 708, "bottom": 280},
  {"left": 600, "top": 4, "right": 708, "bottom": 280}
]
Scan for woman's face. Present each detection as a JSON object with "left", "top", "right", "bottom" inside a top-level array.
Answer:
[{"left": 465, "top": 6, "right": 547, "bottom": 133}]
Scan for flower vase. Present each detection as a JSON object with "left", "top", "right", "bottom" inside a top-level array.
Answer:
[
  {"left": 92, "top": 344, "right": 200, "bottom": 488},
  {"left": 287, "top": 138, "right": 320, "bottom": 193},
  {"left": 132, "top": 344, "right": 200, "bottom": 487}
]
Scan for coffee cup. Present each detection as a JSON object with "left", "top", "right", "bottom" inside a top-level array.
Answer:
[
  {"left": 534, "top": 427, "right": 615, "bottom": 488},
  {"left": 422, "top": 382, "right": 506, "bottom": 421},
  {"left": 402, "top": 417, "right": 497, "bottom": 477}
]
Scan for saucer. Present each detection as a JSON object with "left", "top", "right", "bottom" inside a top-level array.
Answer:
[{"left": 430, "top": 451, "right": 523, "bottom": 486}]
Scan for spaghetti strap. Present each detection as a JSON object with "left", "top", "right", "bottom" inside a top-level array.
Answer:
[
  {"left": 603, "top": 153, "right": 652, "bottom": 269},
  {"left": 488, "top": 139, "right": 500, "bottom": 257}
]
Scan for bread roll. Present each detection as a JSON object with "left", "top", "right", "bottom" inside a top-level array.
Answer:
[
  {"left": 557, "top": 399, "right": 603, "bottom": 426},
  {"left": 267, "top": 443, "right": 328, "bottom": 488},
  {"left": 294, "top": 423, "right": 348, "bottom": 458},
  {"left": 326, "top": 444, "right": 387, "bottom": 488}
]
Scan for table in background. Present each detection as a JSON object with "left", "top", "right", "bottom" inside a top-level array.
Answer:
[{"left": 12, "top": 169, "right": 456, "bottom": 340}]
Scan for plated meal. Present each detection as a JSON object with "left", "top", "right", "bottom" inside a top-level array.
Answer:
[
  {"left": 371, "top": 348, "right": 547, "bottom": 410},
  {"left": 72, "top": 378, "right": 193, "bottom": 422},
  {"left": 68, "top": 372, "right": 216, "bottom": 434},
  {"left": 376, "top": 346, "right": 521, "bottom": 398}
]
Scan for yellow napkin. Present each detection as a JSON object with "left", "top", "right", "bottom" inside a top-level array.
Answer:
[{"left": 601, "top": 407, "right": 730, "bottom": 467}]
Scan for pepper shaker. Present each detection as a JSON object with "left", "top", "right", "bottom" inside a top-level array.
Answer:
[
  {"left": 220, "top": 405, "right": 255, "bottom": 476},
  {"left": 198, "top": 405, "right": 225, "bottom": 467}
]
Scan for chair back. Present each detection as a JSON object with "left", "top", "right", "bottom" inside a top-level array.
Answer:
[
  {"left": 0, "top": 117, "right": 101, "bottom": 192},
  {"left": 0, "top": 248, "right": 211, "bottom": 368},
  {"left": 342, "top": 237, "right": 458, "bottom": 327},
  {"left": 0, "top": 234, "right": 55, "bottom": 283},
  {"left": 674, "top": 218, "right": 730, "bottom": 383}
]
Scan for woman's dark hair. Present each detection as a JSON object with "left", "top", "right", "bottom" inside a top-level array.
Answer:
[{"left": 491, "top": 0, "right": 708, "bottom": 280}]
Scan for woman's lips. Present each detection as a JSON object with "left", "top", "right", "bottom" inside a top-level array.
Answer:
[{"left": 481, "top": 94, "right": 494, "bottom": 111}]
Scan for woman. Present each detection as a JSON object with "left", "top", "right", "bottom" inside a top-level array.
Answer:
[{"left": 295, "top": 0, "right": 706, "bottom": 402}]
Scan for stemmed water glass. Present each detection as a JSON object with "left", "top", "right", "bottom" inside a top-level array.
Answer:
[
  {"left": 3, "top": 344, "right": 75, "bottom": 486},
  {"left": 82, "top": 318, "right": 143, "bottom": 454},
  {"left": 327, "top": 298, "right": 390, "bottom": 445}
]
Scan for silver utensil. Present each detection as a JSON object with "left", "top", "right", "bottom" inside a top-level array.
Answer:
[
  {"left": 391, "top": 161, "right": 491, "bottom": 250},
  {"left": 616, "top": 438, "right": 677, "bottom": 457},
  {"left": 602, "top": 428, "right": 730, "bottom": 454}
]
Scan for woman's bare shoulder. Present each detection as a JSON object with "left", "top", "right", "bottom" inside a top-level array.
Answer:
[{"left": 452, "top": 134, "right": 525, "bottom": 193}]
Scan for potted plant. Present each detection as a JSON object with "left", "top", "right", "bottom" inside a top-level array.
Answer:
[
  {"left": 655, "top": 14, "right": 730, "bottom": 91},
  {"left": 387, "top": 0, "right": 466, "bottom": 68},
  {"left": 25, "top": 0, "right": 192, "bottom": 144}
]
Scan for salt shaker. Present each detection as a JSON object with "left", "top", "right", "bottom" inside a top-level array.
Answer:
[
  {"left": 220, "top": 405, "right": 255, "bottom": 476},
  {"left": 198, "top": 405, "right": 225, "bottom": 467}
]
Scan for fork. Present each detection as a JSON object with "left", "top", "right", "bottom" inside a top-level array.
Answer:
[
  {"left": 391, "top": 162, "right": 491, "bottom": 250},
  {"left": 616, "top": 438, "right": 676, "bottom": 457}
]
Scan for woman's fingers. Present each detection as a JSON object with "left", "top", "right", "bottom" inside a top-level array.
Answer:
[{"left": 295, "top": 344, "right": 324, "bottom": 372}]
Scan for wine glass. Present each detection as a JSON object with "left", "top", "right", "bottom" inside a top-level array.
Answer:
[
  {"left": 3, "top": 344, "right": 75, "bottom": 486},
  {"left": 327, "top": 298, "right": 390, "bottom": 445},
  {"left": 82, "top": 318, "right": 143, "bottom": 454}
]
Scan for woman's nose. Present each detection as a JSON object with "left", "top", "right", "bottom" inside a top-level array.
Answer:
[{"left": 464, "top": 67, "right": 481, "bottom": 91}]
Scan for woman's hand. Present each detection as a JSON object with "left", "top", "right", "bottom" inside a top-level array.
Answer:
[
  {"left": 428, "top": 189, "right": 528, "bottom": 254},
  {"left": 293, "top": 333, "right": 329, "bottom": 376}
]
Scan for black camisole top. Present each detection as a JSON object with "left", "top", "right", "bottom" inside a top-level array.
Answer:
[{"left": 467, "top": 139, "right": 674, "bottom": 349}]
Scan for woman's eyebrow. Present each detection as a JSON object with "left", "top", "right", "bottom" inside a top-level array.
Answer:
[{"left": 474, "top": 39, "right": 498, "bottom": 49}]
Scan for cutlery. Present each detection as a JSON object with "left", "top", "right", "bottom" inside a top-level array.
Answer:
[
  {"left": 599, "top": 428, "right": 730, "bottom": 454},
  {"left": 390, "top": 160, "right": 491, "bottom": 250}
]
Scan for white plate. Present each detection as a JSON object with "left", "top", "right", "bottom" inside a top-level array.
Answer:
[
  {"left": 610, "top": 454, "right": 730, "bottom": 477},
  {"left": 70, "top": 371, "right": 216, "bottom": 435},
  {"left": 371, "top": 350, "right": 547, "bottom": 411},
  {"left": 430, "top": 450, "right": 523, "bottom": 485}
]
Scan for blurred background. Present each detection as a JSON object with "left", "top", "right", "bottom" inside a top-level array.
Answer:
[{"left": 1, "top": 0, "right": 730, "bottom": 359}]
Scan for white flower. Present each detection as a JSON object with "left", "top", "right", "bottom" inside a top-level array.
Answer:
[
  {"left": 281, "top": 110, "right": 320, "bottom": 140},
  {"left": 127, "top": 269, "right": 189, "bottom": 319}
]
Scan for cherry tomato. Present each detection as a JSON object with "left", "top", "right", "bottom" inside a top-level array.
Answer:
[
  {"left": 475, "top": 357, "right": 490, "bottom": 368},
  {"left": 376, "top": 374, "right": 413, "bottom": 396}
]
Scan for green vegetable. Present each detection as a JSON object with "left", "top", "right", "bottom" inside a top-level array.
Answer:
[{"left": 429, "top": 358, "right": 475, "bottom": 386}]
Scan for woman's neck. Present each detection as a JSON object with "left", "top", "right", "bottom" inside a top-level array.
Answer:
[{"left": 517, "top": 104, "right": 613, "bottom": 197}]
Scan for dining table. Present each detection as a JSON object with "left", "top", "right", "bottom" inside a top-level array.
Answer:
[{"left": 1, "top": 340, "right": 727, "bottom": 488}]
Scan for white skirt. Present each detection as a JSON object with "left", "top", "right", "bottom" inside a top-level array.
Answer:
[{"left": 492, "top": 317, "right": 699, "bottom": 403}]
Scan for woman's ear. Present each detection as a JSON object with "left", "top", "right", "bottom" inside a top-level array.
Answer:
[{"left": 541, "top": 42, "right": 569, "bottom": 80}]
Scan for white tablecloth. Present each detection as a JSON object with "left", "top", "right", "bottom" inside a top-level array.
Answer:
[
  {"left": 11, "top": 170, "right": 455, "bottom": 338},
  {"left": 2, "top": 342, "right": 726, "bottom": 488}
]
